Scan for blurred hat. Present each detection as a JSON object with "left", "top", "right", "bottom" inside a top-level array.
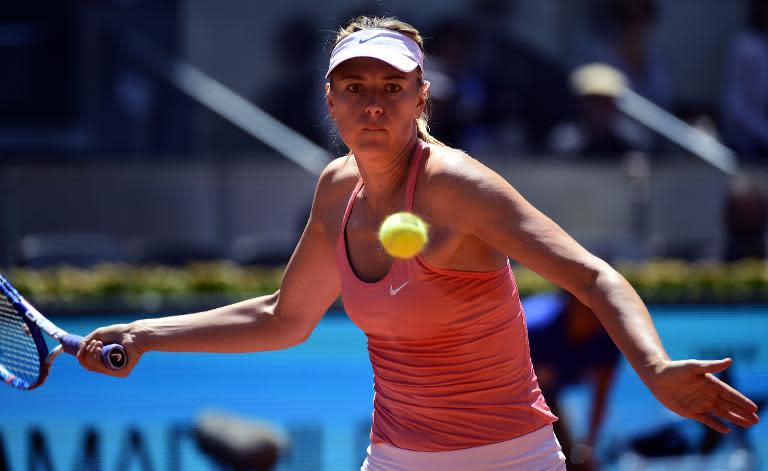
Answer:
[{"left": 570, "top": 63, "right": 628, "bottom": 97}]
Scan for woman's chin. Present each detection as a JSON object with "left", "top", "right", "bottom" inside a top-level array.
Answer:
[{"left": 352, "top": 134, "right": 391, "bottom": 151}]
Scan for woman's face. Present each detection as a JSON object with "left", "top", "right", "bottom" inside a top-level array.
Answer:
[{"left": 327, "top": 57, "right": 427, "bottom": 156}]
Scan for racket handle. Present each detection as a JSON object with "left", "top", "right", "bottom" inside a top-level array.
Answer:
[{"left": 61, "top": 334, "right": 128, "bottom": 370}]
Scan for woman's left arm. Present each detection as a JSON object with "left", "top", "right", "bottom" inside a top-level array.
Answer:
[{"left": 450, "top": 160, "right": 760, "bottom": 432}]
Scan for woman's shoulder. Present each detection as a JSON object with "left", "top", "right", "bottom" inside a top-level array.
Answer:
[
  {"left": 320, "top": 155, "right": 359, "bottom": 184},
  {"left": 422, "top": 144, "right": 508, "bottom": 196},
  {"left": 315, "top": 155, "right": 359, "bottom": 195},
  {"left": 304, "top": 156, "right": 359, "bottom": 221}
]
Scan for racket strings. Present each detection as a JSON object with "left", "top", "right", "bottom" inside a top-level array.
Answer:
[{"left": 0, "top": 293, "right": 42, "bottom": 383}]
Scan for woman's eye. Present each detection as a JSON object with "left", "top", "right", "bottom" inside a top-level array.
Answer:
[
  {"left": 347, "top": 84, "right": 363, "bottom": 93},
  {"left": 385, "top": 84, "right": 402, "bottom": 93}
]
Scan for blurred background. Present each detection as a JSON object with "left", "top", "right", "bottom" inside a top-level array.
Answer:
[{"left": 1, "top": 0, "right": 767, "bottom": 469}]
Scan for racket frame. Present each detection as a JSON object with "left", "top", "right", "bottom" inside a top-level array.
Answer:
[{"left": 0, "top": 274, "right": 126, "bottom": 390}]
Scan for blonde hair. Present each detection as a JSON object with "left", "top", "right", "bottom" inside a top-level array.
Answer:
[{"left": 331, "top": 16, "right": 446, "bottom": 146}]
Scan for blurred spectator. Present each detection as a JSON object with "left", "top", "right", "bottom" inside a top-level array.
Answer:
[
  {"left": 0, "top": 3, "right": 75, "bottom": 129},
  {"left": 93, "top": 0, "right": 193, "bottom": 155},
  {"left": 17, "top": 232, "right": 127, "bottom": 268},
  {"left": 586, "top": 0, "right": 670, "bottom": 108},
  {"left": 424, "top": 18, "right": 489, "bottom": 149},
  {"left": 721, "top": 0, "right": 768, "bottom": 160},
  {"left": 254, "top": 16, "right": 326, "bottom": 146},
  {"left": 335, "top": 2, "right": 388, "bottom": 26},
  {"left": 29, "top": 428, "right": 54, "bottom": 471},
  {"left": 0, "top": 432, "right": 7, "bottom": 471},
  {"left": 194, "top": 411, "right": 288, "bottom": 471},
  {"left": 526, "top": 291, "right": 620, "bottom": 471},
  {"left": 547, "top": 63, "right": 653, "bottom": 158},
  {"left": 722, "top": 176, "right": 768, "bottom": 261},
  {"left": 465, "top": 0, "right": 577, "bottom": 153}
]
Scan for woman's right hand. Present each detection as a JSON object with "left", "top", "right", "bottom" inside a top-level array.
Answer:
[
  {"left": 76, "top": 322, "right": 146, "bottom": 377},
  {"left": 643, "top": 357, "right": 759, "bottom": 432}
]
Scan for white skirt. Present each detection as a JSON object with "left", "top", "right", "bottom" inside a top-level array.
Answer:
[{"left": 361, "top": 424, "right": 566, "bottom": 471}]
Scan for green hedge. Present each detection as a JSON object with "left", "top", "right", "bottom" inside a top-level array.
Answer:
[
  {"left": 5, "top": 263, "right": 283, "bottom": 309},
  {"left": 616, "top": 259, "right": 768, "bottom": 303},
  {"left": 4, "top": 259, "right": 768, "bottom": 308}
]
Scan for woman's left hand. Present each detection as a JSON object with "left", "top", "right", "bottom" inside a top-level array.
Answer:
[{"left": 645, "top": 358, "right": 759, "bottom": 433}]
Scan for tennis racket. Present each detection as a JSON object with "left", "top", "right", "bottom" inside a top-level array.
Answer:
[{"left": 0, "top": 273, "right": 127, "bottom": 390}]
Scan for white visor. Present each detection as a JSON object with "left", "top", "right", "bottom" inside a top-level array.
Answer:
[{"left": 326, "top": 28, "right": 424, "bottom": 78}]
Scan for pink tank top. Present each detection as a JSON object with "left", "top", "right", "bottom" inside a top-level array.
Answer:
[{"left": 336, "top": 141, "right": 557, "bottom": 452}]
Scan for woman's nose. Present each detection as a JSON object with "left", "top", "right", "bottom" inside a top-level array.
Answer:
[{"left": 364, "top": 96, "right": 383, "bottom": 116}]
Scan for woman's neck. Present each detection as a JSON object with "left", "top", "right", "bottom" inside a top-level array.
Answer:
[{"left": 353, "top": 137, "right": 418, "bottom": 212}]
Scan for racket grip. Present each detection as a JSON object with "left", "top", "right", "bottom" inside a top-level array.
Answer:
[{"left": 61, "top": 334, "right": 128, "bottom": 370}]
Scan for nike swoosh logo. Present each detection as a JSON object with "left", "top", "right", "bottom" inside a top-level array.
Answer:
[
  {"left": 389, "top": 280, "right": 410, "bottom": 296},
  {"left": 359, "top": 36, "right": 376, "bottom": 43}
]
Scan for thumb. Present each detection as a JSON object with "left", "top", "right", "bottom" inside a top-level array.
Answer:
[{"left": 692, "top": 357, "right": 732, "bottom": 374}]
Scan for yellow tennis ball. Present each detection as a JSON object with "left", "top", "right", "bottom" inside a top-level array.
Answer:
[{"left": 378, "top": 212, "right": 429, "bottom": 259}]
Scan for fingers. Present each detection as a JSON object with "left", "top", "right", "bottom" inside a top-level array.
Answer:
[
  {"left": 716, "top": 388, "right": 760, "bottom": 419},
  {"left": 692, "top": 357, "right": 732, "bottom": 374},
  {"left": 688, "top": 358, "right": 760, "bottom": 415},
  {"left": 709, "top": 375, "right": 757, "bottom": 412},
  {"left": 76, "top": 339, "right": 98, "bottom": 370},
  {"left": 75, "top": 327, "right": 136, "bottom": 377},
  {"left": 76, "top": 339, "right": 98, "bottom": 369},
  {"left": 712, "top": 403, "right": 756, "bottom": 428},
  {"left": 656, "top": 358, "right": 760, "bottom": 433},
  {"left": 86, "top": 340, "right": 105, "bottom": 371},
  {"left": 694, "top": 413, "right": 731, "bottom": 434},
  {"left": 84, "top": 340, "right": 135, "bottom": 377},
  {"left": 668, "top": 374, "right": 760, "bottom": 430},
  {"left": 82, "top": 340, "right": 108, "bottom": 373},
  {"left": 716, "top": 398, "right": 760, "bottom": 427},
  {"left": 706, "top": 374, "right": 760, "bottom": 415}
]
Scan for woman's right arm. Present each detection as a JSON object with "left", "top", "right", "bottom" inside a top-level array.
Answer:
[{"left": 78, "top": 162, "right": 346, "bottom": 376}]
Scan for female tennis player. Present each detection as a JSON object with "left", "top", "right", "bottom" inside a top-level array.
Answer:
[{"left": 79, "top": 16, "right": 759, "bottom": 470}]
